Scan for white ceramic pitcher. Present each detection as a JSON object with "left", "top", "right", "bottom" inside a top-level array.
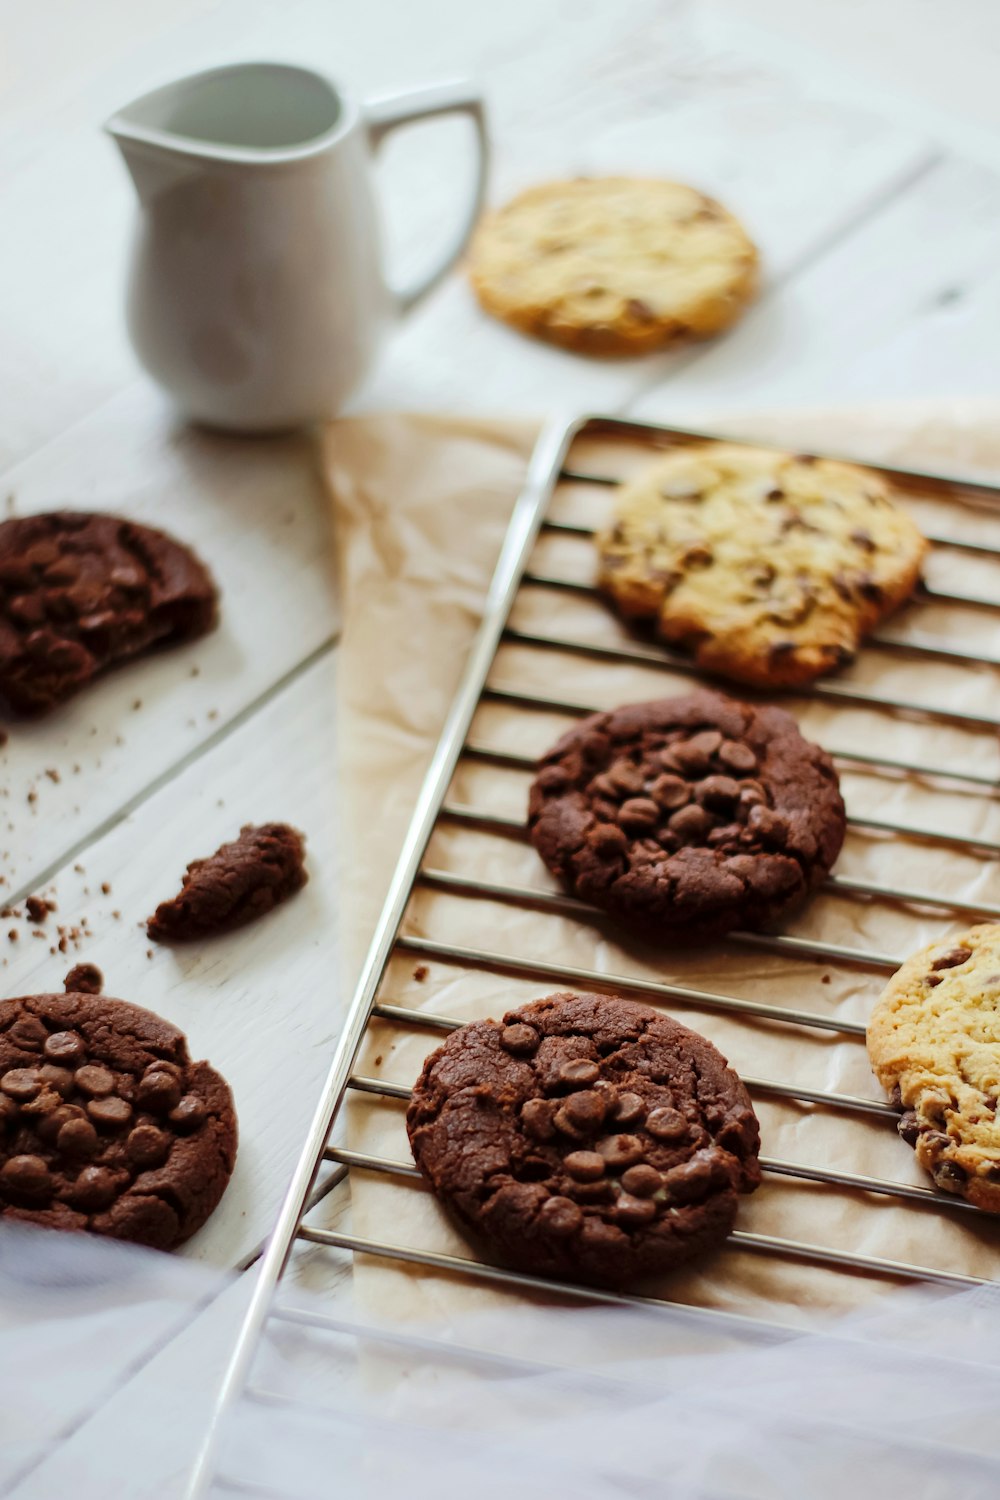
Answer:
[{"left": 106, "top": 63, "right": 489, "bottom": 430}]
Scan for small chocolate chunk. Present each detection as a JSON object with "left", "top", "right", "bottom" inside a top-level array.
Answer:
[
  {"left": 718, "top": 740, "right": 757, "bottom": 773},
  {"left": 126, "top": 1124, "right": 171, "bottom": 1168},
  {"left": 539, "top": 1195, "right": 584, "bottom": 1237},
  {"left": 44, "top": 1030, "right": 86, "bottom": 1064},
  {"left": 136, "top": 1069, "right": 182, "bottom": 1114},
  {"left": 930, "top": 948, "right": 972, "bottom": 972},
  {"left": 1, "top": 1068, "right": 40, "bottom": 1102},
  {"left": 694, "top": 775, "right": 741, "bottom": 810},
  {"left": 38, "top": 1064, "right": 73, "bottom": 1097},
  {"left": 87, "top": 1096, "right": 132, "bottom": 1129},
  {"left": 57, "top": 1116, "right": 99, "bottom": 1157},
  {"left": 746, "top": 804, "right": 788, "bottom": 844},
  {"left": 169, "top": 1096, "right": 207, "bottom": 1132},
  {"left": 67, "top": 1165, "right": 118, "bottom": 1211},
  {"left": 617, "top": 797, "right": 660, "bottom": 833},
  {"left": 663, "top": 1148, "right": 727, "bottom": 1202},
  {"left": 646, "top": 1106, "right": 688, "bottom": 1142},
  {"left": 559, "top": 1089, "right": 607, "bottom": 1133},
  {"left": 592, "top": 823, "right": 629, "bottom": 858},
  {"left": 521, "top": 1098, "right": 558, "bottom": 1142},
  {"left": 559, "top": 1058, "right": 600, "bottom": 1089},
  {"left": 897, "top": 1110, "right": 920, "bottom": 1147},
  {"left": 596, "top": 1134, "right": 645, "bottom": 1170},
  {"left": 563, "top": 1150, "right": 606, "bottom": 1182},
  {"left": 615, "top": 1192, "right": 657, "bottom": 1226},
  {"left": 609, "top": 1091, "right": 645, "bottom": 1127},
  {"left": 672, "top": 731, "right": 722, "bottom": 776},
  {"left": 668, "top": 803, "right": 713, "bottom": 841},
  {"left": 1, "top": 1153, "right": 51, "bottom": 1197},
  {"left": 607, "top": 760, "right": 645, "bottom": 795},
  {"left": 74, "top": 1064, "right": 114, "bottom": 1098},
  {"left": 621, "top": 1163, "right": 662, "bottom": 1197},
  {"left": 500, "top": 1024, "right": 538, "bottom": 1056},
  {"left": 63, "top": 963, "right": 103, "bottom": 995},
  {"left": 9, "top": 1016, "right": 47, "bottom": 1050},
  {"left": 934, "top": 1159, "right": 968, "bottom": 1188},
  {"left": 649, "top": 774, "right": 690, "bottom": 810}
]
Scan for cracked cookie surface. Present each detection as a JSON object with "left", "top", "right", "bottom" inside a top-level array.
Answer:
[
  {"left": 0, "top": 510, "right": 218, "bottom": 714},
  {"left": 148, "top": 823, "right": 307, "bottom": 943},
  {"left": 468, "top": 177, "right": 757, "bottom": 356},
  {"left": 597, "top": 443, "right": 927, "bottom": 689},
  {"left": 867, "top": 924, "right": 1000, "bottom": 1212},
  {"left": 406, "top": 992, "right": 761, "bottom": 1287},
  {"left": 528, "top": 690, "right": 845, "bottom": 943},
  {"left": 0, "top": 991, "right": 237, "bottom": 1247}
]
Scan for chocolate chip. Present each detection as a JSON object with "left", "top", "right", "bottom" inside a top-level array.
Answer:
[
  {"left": 609, "top": 1091, "right": 645, "bottom": 1127},
  {"left": 694, "top": 775, "right": 741, "bottom": 810},
  {"left": 714, "top": 744, "right": 752, "bottom": 778},
  {"left": 126, "top": 1124, "right": 171, "bottom": 1168},
  {"left": 521, "top": 1098, "right": 558, "bottom": 1142},
  {"left": 559, "top": 1089, "right": 607, "bottom": 1134},
  {"left": 591, "top": 823, "right": 628, "bottom": 858},
  {"left": 74, "top": 1064, "right": 114, "bottom": 1097},
  {"left": 539, "top": 1195, "right": 583, "bottom": 1237},
  {"left": 933, "top": 1159, "right": 968, "bottom": 1188},
  {"left": 136, "top": 1070, "right": 182, "bottom": 1114},
  {"left": 38, "top": 1064, "right": 74, "bottom": 1097},
  {"left": 169, "top": 1096, "right": 207, "bottom": 1132},
  {"left": 57, "top": 1116, "right": 99, "bottom": 1157},
  {"left": 626, "top": 298, "right": 655, "bottom": 323},
  {"left": 0, "top": 1095, "right": 18, "bottom": 1127},
  {"left": 500, "top": 1024, "right": 538, "bottom": 1056},
  {"left": 646, "top": 1106, "right": 687, "bottom": 1141},
  {"left": 621, "top": 1163, "right": 662, "bottom": 1197},
  {"left": 608, "top": 760, "right": 645, "bottom": 795},
  {"left": 663, "top": 1148, "right": 727, "bottom": 1202},
  {"left": 1, "top": 1067, "right": 40, "bottom": 1101},
  {"left": 67, "top": 1165, "right": 117, "bottom": 1211},
  {"left": 559, "top": 1058, "right": 600, "bottom": 1089},
  {"left": 897, "top": 1110, "right": 920, "bottom": 1146},
  {"left": 747, "top": 804, "right": 788, "bottom": 845},
  {"left": 925, "top": 973, "right": 943, "bottom": 987},
  {"left": 672, "top": 732, "right": 721, "bottom": 775},
  {"left": 87, "top": 1096, "right": 132, "bottom": 1129},
  {"left": 850, "top": 529, "right": 876, "bottom": 552},
  {"left": 8, "top": 1016, "right": 47, "bottom": 1051},
  {"left": 596, "top": 1134, "right": 645, "bottom": 1170},
  {"left": 536, "top": 765, "right": 568, "bottom": 794},
  {"left": 617, "top": 797, "right": 660, "bottom": 833},
  {"left": 649, "top": 774, "right": 690, "bottom": 810},
  {"left": 0, "top": 1153, "right": 51, "bottom": 1197},
  {"left": 930, "top": 947, "right": 972, "bottom": 971},
  {"left": 615, "top": 1192, "right": 657, "bottom": 1226},
  {"left": 564, "top": 1150, "right": 606, "bottom": 1182},
  {"left": 668, "top": 803, "right": 713, "bottom": 841},
  {"left": 43, "top": 1030, "right": 86, "bottom": 1064}
]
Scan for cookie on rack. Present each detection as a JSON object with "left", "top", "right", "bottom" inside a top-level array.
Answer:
[
  {"left": 867, "top": 924, "right": 1000, "bottom": 1212},
  {"left": 528, "top": 690, "right": 845, "bottom": 943},
  {"left": 407, "top": 991, "right": 761, "bottom": 1287},
  {"left": 0, "top": 510, "right": 218, "bottom": 714},
  {"left": 597, "top": 442, "right": 928, "bottom": 689},
  {"left": 467, "top": 177, "right": 758, "bottom": 356},
  {"left": 0, "top": 989, "right": 237, "bottom": 1248}
]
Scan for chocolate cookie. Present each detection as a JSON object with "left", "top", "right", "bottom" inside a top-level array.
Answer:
[
  {"left": 0, "top": 991, "right": 237, "bottom": 1248},
  {"left": 597, "top": 443, "right": 927, "bottom": 689},
  {"left": 528, "top": 691, "right": 845, "bottom": 942},
  {"left": 148, "top": 823, "right": 307, "bottom": 943},
  {"left": 407, "top": 992, "right": 761, "bottom": 1287},
  {"left": 867, "top": 924, "right": 1000, "bottom": 1211},
  {"left": 0, "top": 511, "right": 218, "bottom": 714}
]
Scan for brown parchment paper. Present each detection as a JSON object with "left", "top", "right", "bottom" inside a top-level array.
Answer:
[{"left": 312, "top": 403, "right": 1000, "bottom": 1334}]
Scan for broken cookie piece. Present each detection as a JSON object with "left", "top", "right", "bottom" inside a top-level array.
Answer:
[{"left": 147, "top": 823, "right": 307, "bottom": 943}]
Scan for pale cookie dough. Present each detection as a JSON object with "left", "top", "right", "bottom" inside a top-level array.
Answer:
[
  {"left": 597, "top": 443, "right": 928, "bottom": 689},
  {"left": 468, "top": 177, "right": 758, "bottom": 355},
  {"left": 867, "top": 925, "right": 1000, "bottom": 1211}
]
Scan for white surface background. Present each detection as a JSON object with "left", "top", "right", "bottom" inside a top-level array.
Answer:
[{"left": 2, "top": 0, "right": 1000, "bottom": 1492}]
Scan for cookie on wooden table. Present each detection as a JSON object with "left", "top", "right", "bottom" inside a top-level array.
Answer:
[
  {"left": 468, "top": 177, "right": 758, "bottom": 355},
  {"left": 528, "top": 690, "right": 845, "bottom": 943},
  {"left": 868, "top": 924, "right": 1000, "bottom": 1211},
  {"left": 0, "top": 511, "right": 218, "bottom": 714},
  {"left": 0, "top": 989, "right": 237, "bottom": 1248},
  {"left": 407, "top": 991, "right": 761, "bottom": 1288},
  {"left": 597, "top": 443, "right": 928, "bottom": 689}
]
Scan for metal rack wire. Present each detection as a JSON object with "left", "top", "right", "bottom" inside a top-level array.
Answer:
[{"left": 189, "top": 413, "right": 1000, "bottom": 1495}]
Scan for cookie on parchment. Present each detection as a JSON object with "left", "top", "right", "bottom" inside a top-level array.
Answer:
[
  {"left": 468, "top": 177, "right": 758, "bottom": 356},
  {"left": 528, "top": 690, "right": 845, "bottom": 943},
  {"left": 597, "top": 443, "right": 928, "bottom": 689},
  {"left": 0, "top": 511, "right": 218, "bottom": 714},
  {"left": 406, "top": 991, "right": 761, "bottom": 1288},
  {"left": 867, "top": 925, "right": 1000, "bottom": 1212},
  {"left": 0, "top": 990, "right": 237, "bottom": 1248}
]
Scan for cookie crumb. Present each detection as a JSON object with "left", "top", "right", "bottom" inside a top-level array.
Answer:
[
  {"left": 44, "top": 768, "right": 60, "bottom": 784},
  {"left": 147, "top": 823, "right": 308, "bottom": 943},
  {"left": 64, "top": 962, "right": 103, "bottom": 995},
  {"left": 413, "top": 965, "right": 429, "bottom": 982},
  {"left": 24, "top": 895, "right": 52, "bottom": 923},
  {"left": 7, "top": 930, "right": 16, "bottom": 942},
  {"left": 101, "top": 882, "right": 111, "bottom": 895}
]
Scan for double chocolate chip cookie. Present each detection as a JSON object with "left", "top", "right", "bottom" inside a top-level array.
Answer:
[
  {"left": 528, "top": 690, "right": 845, "bottom": 942},
  {"left": 597, "top": 443, "right": 927, "bottom": 689},
  {"left": 0, "top": 990, "right": 237, "bottom": 1248},
  {"left": 0, "top": 511, "right": 218, "bottom": 714},
  {"left": 868, "top": 924, "right": 1000, "bottom": 1212},
  {"left": 407, "top": 992, "right": 761, "bottom": 1287}
]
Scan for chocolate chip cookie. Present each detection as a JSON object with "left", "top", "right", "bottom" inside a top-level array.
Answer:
[
  {"left": 528, "top": 691, "right": 845, "bottom": 942},
  {"left": 0, "top": 511, "right": 218, "bottom": 714},
  {"left": 407, "top": 992, "right": 761, "bottom": 1287},
  {"left": 0, "top": 990, "right": 237, "bottom": 1248},
  {"left": 148, "top": 823, "right": 307, "bottom": 943},
  {"left": 597, "top": 443, "right": 927, "bottom": 689},
  {"left": 868, "top": 925, "right": 1000, "bottom": 1212},
  {"left": 468, "top": 177, "right": 758, "bottom": 356}
]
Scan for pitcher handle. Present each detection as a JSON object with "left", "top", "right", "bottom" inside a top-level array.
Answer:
[{"left": 366, "top": 82, "right": 490, "bottom": 314}]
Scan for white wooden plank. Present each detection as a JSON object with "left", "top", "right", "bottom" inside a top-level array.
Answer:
[
  {"left": 0, "top": 650, "right": 339, "bottom": 1270},
  {"left": 0, "top": 380, "right": 337, "bottom": 902},
  {"left": 630, "top": 152, "right": 1000, "bottom": 420}
]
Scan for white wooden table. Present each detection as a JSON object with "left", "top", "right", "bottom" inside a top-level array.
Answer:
[{"left": 3, "top": 0, "right": 1000, "bottom": 1491}]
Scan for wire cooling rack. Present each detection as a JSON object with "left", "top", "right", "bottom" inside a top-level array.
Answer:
[{"left": 189, "top": 414, "right": 1000, "bottom": 1494}]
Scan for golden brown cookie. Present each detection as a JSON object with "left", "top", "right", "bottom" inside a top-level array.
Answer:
[
  {"left": 597, "top": 443, "right": 928, "bottom": 689},
  {"left": 468, "top": 177, "right": 758, "bottom": 355},
  {"left": 867, "top": 925, "right": 1000, "bottom": 1212}
]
